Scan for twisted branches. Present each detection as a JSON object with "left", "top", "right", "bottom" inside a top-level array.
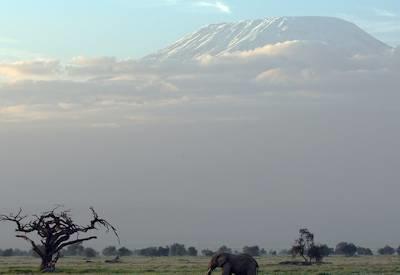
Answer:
[{"left": 1, "top": 207, "right": 119, "bottom": 271}]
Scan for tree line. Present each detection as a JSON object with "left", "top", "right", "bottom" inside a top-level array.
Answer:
[
  {"left": 1, "top": 208, "right": 399, "bottom": 272},
  {"left": 1, "top": 241, "right": 400, "bottom": 258}
]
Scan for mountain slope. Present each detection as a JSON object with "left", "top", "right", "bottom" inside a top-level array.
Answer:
[{"left": 144, "top": 16, "right": 390, "bottom": 63}]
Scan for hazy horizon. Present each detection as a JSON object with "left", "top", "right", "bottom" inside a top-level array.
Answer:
[{"left": 1, "top": 0, "right": 400, "bottom": 252}]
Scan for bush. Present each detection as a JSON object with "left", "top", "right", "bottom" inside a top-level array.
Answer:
[
  {"left": 243, "top": 246, "right": 260, "bottom": 257},
  {"left": 2, "top": 248, "right": 14, "bottom": 257},
  {"left": 307, "top": 244, "right": 333, "bottom": 262},
  {"left": 319, "top": 244, "right": 334, "bottom": 257},
  {"left": 64, "top": 243, "right": 85, "bottom": 256},
  {"left": 135, "top": 246, "right": 169, "bottom": 257},
  {"left": 278, "top": 249, "right": 290, "bottom": 256},
  {"left": 83, "top": 247, "right": 98, "bottom": 258},
  {"left": 118, "top": 247, "right": 132, "bottom": 257},
  {"left": 307, "top": 245, "right": 323, "bottom": 263},
  {"left": 357, "top": 246, "right": 373, "bottom": 256},
  {"left": 102, "top": 246, "right": 118, "bottom": 256},
  {"left": 169, "top": 243, "right": 187, "bottom": 256},
  {"left": 378, "top": 245, "right": 395, "bottom": 255},
  {"left": 335, "top": 242, "right": 357, "bottom": 257},
  {"left": 201, "top": 249, "right": 214, "bottom": 257},
  {"left": 187, "top": 246, "right": 198, "bottom": 256},
  {"left": 157, "top": 246, "right": 170, "bottom": 257},
  {"left": 12, "top": 248, "right": 29, "bottom": 256},
  {"left": 217, "top": 245, "right": 232, "bottom": 254}
]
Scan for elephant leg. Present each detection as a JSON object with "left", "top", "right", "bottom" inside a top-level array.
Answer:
[{"left": 221, "top": 263, "right": 232, "bottom": 275}]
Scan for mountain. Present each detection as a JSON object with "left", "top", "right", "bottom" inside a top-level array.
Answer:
[{"left": 143, "top": 16, "right": 390, "bottom": 63}]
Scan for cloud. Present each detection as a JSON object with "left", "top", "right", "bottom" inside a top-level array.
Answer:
[
  {"left": 0, "top": 59, "right": 61, "bottom": 81},
  {"left": 0, "top": 39, "right": 399, "bottom": 125},
  {"left": 90, "top": 122, "right": 121, "bottom": 128},
  {"left": 195, "top": 1, "right": 231, "bottom": 14},
  {"left": 0, "top": 104, "right": 49, "bottom": 122}
]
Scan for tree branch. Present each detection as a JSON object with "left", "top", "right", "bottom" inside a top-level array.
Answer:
[
  {"left": 56, "top": 236, "right": 97, "bottom": 252},
  {"left": 16, "top": 235, "right": 44, "bottom": 258}
]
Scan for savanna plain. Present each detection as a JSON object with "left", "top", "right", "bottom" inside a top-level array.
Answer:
[{"left": 1, "top": 255, "right": 400, "bottom": 274}]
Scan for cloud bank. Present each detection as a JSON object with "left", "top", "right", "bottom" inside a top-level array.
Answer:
[{"left": 0, "top": 41, "right": 399, "bottom": 125}]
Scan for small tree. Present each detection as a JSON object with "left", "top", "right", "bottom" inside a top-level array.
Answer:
[
  {"left": 187, "top": 246, "right": 198, "bottom": 256},
  {"left": 169, "top": 243, "right": 187, "bottom": 256},
  {"left": 291, "top": 228, "right": 315, "bottom": 264},
  {"left": 135, "top": 247, "right": 157, "bottom": 257},
  {"left": 158, "top": 246, "right": 170, "bottom": 256},
  {"left": 83, "top": 247, "right": 98, "bottom": 258},
  {"left": 290, "top": 228, "right": 327, "bottom": 264},
  {"left": 118, "top": 247, "right": 132, "bottom": 257},
  {"left": 335, "top": 242, "right": 357, "bottom": 257},
  {"left": 278, "top": 249, "right": 289, "bottom": 256},
  {"left": 2, "top": 248, "right": 14, "bottom": 257},
  {"left": 217, "top": 245, "right": 232, "bottom": 254},
  {"left": 357, "top": 246, "right": 373, "bottom": 256},
  {"left": 319, "top": 244, "right": 334, "bottom": 257},
  {"left": 201, "top": 249, "right": 214, "bottom": 257},
  {"left": 0, "top": 207, "right": 118, "bottom": 272},
  {"left": 378, "top": 245, "right": 395, "bottom": 255},
  {"left": 102, "top": 246, "right": 118, "bottom": 256},
  {"left": 64, "top": 243, "right": 85, "bottom": 256},
  {"left": 243, "top": 246, "right": 260, "bottom": 257},
  {"left": 307, "top": 245, "right": 323, "bottom": 263}
]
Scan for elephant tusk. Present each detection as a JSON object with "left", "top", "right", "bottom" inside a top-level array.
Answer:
[{"left": 206, "top": 268, "right": 212, "bottom": 275}]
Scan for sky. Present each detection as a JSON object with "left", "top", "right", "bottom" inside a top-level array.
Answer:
[
  {"left": 0, "top": 0, "right": 399, "bottom": 61},
  {"left": 0, "top": 1, "right": 400, "bottom": 251}
]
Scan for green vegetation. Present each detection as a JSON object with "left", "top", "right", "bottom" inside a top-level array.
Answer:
[{"left": 1, "top": 255, "right": 400, "bottom": 274}]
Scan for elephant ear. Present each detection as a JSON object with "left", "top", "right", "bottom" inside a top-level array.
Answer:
[{"left": 216, "top": 254, "right": 228, "bottom": 267}]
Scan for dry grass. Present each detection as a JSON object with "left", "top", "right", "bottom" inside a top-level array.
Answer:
[{"left": 1, "top": 255, "right": 400, "bottom": 274}]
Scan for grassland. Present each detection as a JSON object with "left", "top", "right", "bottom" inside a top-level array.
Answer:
[{"left": 1, "top": 255, "right": 400, "bottom": 274}]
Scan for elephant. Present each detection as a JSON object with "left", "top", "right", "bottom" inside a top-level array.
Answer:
[{"left": 206, "top": 252, "right": 259, "bottom": 275}]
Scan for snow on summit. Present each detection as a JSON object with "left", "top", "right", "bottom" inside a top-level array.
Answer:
[{"left": 144, "top": 16, "right": 390, "bottom": 63}]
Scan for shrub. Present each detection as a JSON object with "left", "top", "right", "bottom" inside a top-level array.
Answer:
[
  {"left": 102, "top": 246, "right": 118, "bottom": 256},
  {"left": 201, "top": 249, "right": 214, "bottom": 257},
  {"left": 187, "top": 246, "right": 198, "bottom": 256},
  {"left": 217, "top": 245, "right": 232, "bottom": 254},
  {"left": 64, "top": 243, "right": 85, "bottom": 256},
  {"left": 335, "top": 242, "right": 357, "bottom": 257},
  {"left": 378, "top": 245, "right": 395, "bottom": 255},
  {"left": 319, "top": 244, "right": 334, "bottom": 257},
  {"left": 243, "top": 246, "right": 260, "bottom": 257},
  {"left": 135, "top": 246, "right": 169, "bottom": 257},
  {"left": 2, "top": 248, "right": 14, "bottom": 257},
  {"left": 357, "top": 246, "right": 373, "bottom": 256},
  {"left": 169, "top": 243, "right": 187, "bottom": 256},
  {"left": 83, "top": 247, "right": 98, "bottom": 258},
  {"left": 118, "top": 247, "right": 132, "bottom": 257}
]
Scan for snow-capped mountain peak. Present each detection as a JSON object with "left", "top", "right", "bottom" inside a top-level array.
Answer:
[{"left": 143, "top": 16, "right": 390, "bottom": 63}]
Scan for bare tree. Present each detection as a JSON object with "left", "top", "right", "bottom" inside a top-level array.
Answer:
[{"left": 1, "top": 207, "right": 118, "bottom": 272}]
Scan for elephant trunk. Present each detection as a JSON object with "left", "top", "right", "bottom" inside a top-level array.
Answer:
[{"left": 206, "top": 268, "right": 212, "bottom": 275}]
